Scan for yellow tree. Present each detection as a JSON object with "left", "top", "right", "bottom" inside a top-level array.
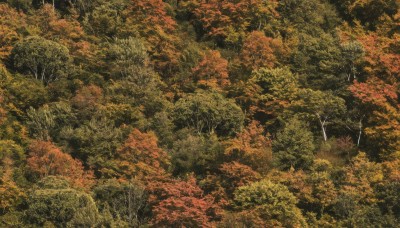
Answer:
[
  {"left": 0, "top": 4, "right": 27, "bottom": 60},
  {"left": 123, "top": 0, "right": 180, "bottom": 73},
  {"left": 0, "top": 141, "right": 26, "bottom": 213}
]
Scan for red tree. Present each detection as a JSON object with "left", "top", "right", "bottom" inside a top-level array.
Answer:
[
  {"left": 349, "top": 78, "right": 400, "bottom": 158},
  {"left": 192, "top": 50, "right": 230, "bottom": 90},
  {"left": 225, "top": 121, "right": 272, "bottom": 173},
  {"left": 27, "top": 141, "right": 95, "bottom": 190},
  {"left": 358, "top": 33, "right": 400, "bottom": 82},
  {"left": 148, "top": 175, "right": 215, "bottom": 227}
]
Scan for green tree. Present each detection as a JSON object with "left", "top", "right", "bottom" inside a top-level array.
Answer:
[
  {"left": 10, "top": 36, "right": 71, "bottom": 84},
  {"left": 83, "top": 0, "right": 127, "bottom": 37},
  {"left": 6, "top": 74, "right": 49, "bottom": 113},
  {"left": 273, "top": 117, "right": 315, "bottom": 170},
  {"left": 104, "top": 38, "right": 167, "bottom": 117},
  {"left": 59, "top": 117, "right": 124, "bottom": 177},
  {"left": 25, "top": 176, "right": 100, "bottom": 227},
  {"left": 0, "top": 140, "right": 26, "bottom": 214},
  {"left": 93, "top": 179, "right": 147, "bottom": 226},
  {"left": 234, "top": 179, "right": 307, "bottom": 227},
  {"left": 332, "top": 0, "right": 398, "bottom": 29},
  {"left": 171, "top": 133, "right": 224, "bottom": 176},
  {"left": 26, "top": 102, "right": 76, "bottom": 142},
  {"left": 173, "top": 90, "right": 244, "bottom": 136},
  {"left": 105, "top": 37, "right": 149, "bottom": 79},
  {"left": 290, "top": 89, "right": 347, "bottom": 141}
]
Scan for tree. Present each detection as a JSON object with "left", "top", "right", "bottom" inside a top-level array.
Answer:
[
  {"left": 71, "top": 84, "right": 103, "bottom": 119},
  {"left": 192, "top": 50, "right": 230, "bottom": 90},
  {"left": 224, "top": 121, "right": 272, "bottom": 173},
  {"left": 10, "top": 36, "right": 71, "bottom": 84},
  {"left": 0, "top": 140, "right": 26, "bottom": 214},
  {"left": 248, "top": 67, "right": 300, "bottom": 128},
  {"left": 26, "top": 102, "right": 76, "bottom": 142},
  {"left": 234, "top": 179, "right": 307, "bottom": 227},
  {"left": 113, "top": 129, "right": 169, "bottom": 180},
  {"left": 357, "top": 32, "right": 399, "bottom": 82},
  {"left": 339, "top": 152, "right": 383, "bottom": 206},
  {"left": 278, "top": 0, "right": 340, "bottom": 31},
  {"left": 188, "top": 0, "right": 279, "bottom": 45},
  {"left": 290, "top": 89, "right": 347, "bottom": 141},
  {"left": 30, "top": 4, "right": 92, "bottom": 59},
  {"left": 105, "top": 37, "right": 149, "bottom": 79},
  {"left": 26, "top": 106, "right": 55, "bottom": 141},
  {"left": 252, "top": 67, "right": 299, "bottom": 102},
  {"left": 93, "top": 179, "right": 147, "bottom": 226},
  {"left": 0, "top": 3, "right": 27, "bottom": 60},
  {"left": 349, "top": 78, "right": 400, "bottom": 159},
  {"left": 123, "top": 0, "right": 179, "bottom": 72},
  {"left": 333, "top": 153, "right": 385, "bottom": 226},
  {"left": 104, "top": 38, "right": 167, "bottom": 117},
  {"left": 290, "top": 30, "right": 347, "bottom": 92},
  {"left": 84, "top": 0, "right": 126, "bottom": 37},
  {"left": 241, "top": 31, "right": 286, "bottom": 71},
  {"left": 59, "top": 117, "right": 124, "bottom": 177},
  {"left": 25, "top": 176, "right": 100, "bottom": 227},
  {"left": 307, "top": 159, "right": 338, "bottom": 215},
  {"left": 5, "top": 74, "right": 49, "bottom": 113},
  {"left": 333, "top": 0, "right": 398, "bottom": 29},
  {"left": 219, "top": 161, "right": 261, "bottom": 197},
  {"left": 173, "top": 90, "right": 244, "bottom": 136},
  {"left": 148, "top": 175, "right": 214, "bottom": 227},
  {"left": 272, "top": 117, "right": 315, "bottom": 170},
  {"left": 27, "top": 140, "right": 95, "bottom": 190},
  {"left": 339, "top": 40, "right": 365, "bottom": 81},
  {"left": 171, "top": 133, "right": 224, "bottom": 176}
]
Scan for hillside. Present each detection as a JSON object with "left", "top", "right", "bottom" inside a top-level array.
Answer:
[{"left": 0, "top": 0, "right": 399, "bottom": 227}]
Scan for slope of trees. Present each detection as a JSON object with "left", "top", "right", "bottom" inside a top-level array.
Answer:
[{"left": 0, "top": 0, "right": 399, "bottom": 226}]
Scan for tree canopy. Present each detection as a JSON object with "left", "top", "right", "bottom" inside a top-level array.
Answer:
[{"left": 0, "top": 0, "right": 398, "bottom": 226}]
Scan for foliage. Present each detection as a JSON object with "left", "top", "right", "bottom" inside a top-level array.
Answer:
[
  {"left": 93, "top": 179, "right": 147, "bottom": 226},
  {"left": 148, "top": 175, "right": 215, "bottom": 227},
  {"left": 59, "top": 117, "right": 124, "bottom": 177},
  {"left": 25, "top": 176, "right": 100, "bottom": 227},
  {"left": 241, "top": 31, "right": 286, "bottom": 71},
  {"left": 234, "top": 179, "right": 307, "bottom": 227},
  {"left": 0, "top": 140, "right": 26, "bottom": 213},
  {"left": 113, "top": 129, "right": 169, "bottom": 180},
  {"left": 0, "top": 0, "right": 398, "bottom": 226},
  {"left": 192, "top": 50, "right": 230, "bottom": 90},
  {"left": 0, "top": 3, "right": 27, "bottom": 60},
  {"left": 173, "top": 90, "right": 244, "bottom": 136},
  {"left": 225, "top": 121, "right": 272, "bottom": 173},
  {"left": 27, "top": 140, "right": 95, "bottom": 190},
  {"left": 273, "top": 117, "right": 315, "bottom": 170},
  {"left": 188, "top": 0, "right": 279, "bottom": 45},
  {"left": 10, "top": 36, "right": 71, "bottom": 84}
]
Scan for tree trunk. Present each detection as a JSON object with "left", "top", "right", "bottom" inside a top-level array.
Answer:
[
  {"left": 317, "top": 113, "right": 328, "bottom": 141},
  {"left": 357, "top": 117, "right": 364, "bottom": 147}
]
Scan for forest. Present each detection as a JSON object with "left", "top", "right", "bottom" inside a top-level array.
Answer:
[{"left": 0, "top": 0, "right": 399, "bottom": 227}]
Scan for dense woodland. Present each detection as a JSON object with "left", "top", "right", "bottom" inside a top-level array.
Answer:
[{"left": 0, "top": 0, "right": 399, "bottom": 227}]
